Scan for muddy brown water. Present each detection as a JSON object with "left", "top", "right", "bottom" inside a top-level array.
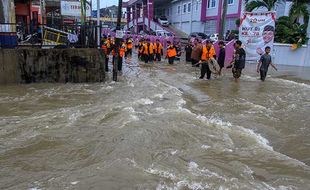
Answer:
[{"left": 0, "top": 54, "right": 310, "bottom": 190}]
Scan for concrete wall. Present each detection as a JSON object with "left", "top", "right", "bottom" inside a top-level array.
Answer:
[
  {"left": 227, "top": 0, "right": 240, "bottom": 15},
  {"left": 273, "top": 43, "right": 310, "bottom": 67},
  {"left": 0, "top": 49, "right": 106, "bottom": 84}
]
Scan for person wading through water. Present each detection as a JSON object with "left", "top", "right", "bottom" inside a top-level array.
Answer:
[
  {"left": 199, "top": 40, "right": 216, "bottom": 80},
  {"left": 217, "top": 41, "right": 226, "bottom": 76},
  {"left": 153, "top": 39, "right": 163, "bottom": 62},
  {"left": 191, "top": 38, "right": 202, "bottom": 67},
  {"left": 142, "top": 39, "right": 150, "bottom": 64},
  {"left": 166, "top": 41, "right": 177, "bottom": 65},
  {"left": 227, "top": 40, "right": 246, "bottom": 82},
  {"left": 101, "top": 35, "right": 109, "bottom": 72},
  {"left": 185, "top": 40, "right": 193, "bottom": 63}
]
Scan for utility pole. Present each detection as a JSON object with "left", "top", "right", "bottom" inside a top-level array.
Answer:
[
  {"left": 190, "top": 0, "right": 193, "bottom": 34},
  {"left": 113, "top": 0, "right": 123, "bottom": 81},
  {"left": 97, "top": 0, "right": 100, "bottom": 48},
  {"left": 219, "top": 0, "right": 228, "bottom": 40}
]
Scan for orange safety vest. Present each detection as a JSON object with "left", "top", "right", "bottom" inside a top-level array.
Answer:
[
  {"left": 127, "top": 40, "right": 133, "bottom": 49},
  {"left": 101, "top": 44, "right": 108, "bottom": 54},
  {"left": 154, "top": 42, "right": 163, "bottom": 54},
  {"left": 107, "top": 39, "right": 111, "bottom": 48},
  {"left": 201, "top": 46, "right": 216, "bottom": 61},
  {"left": 120, "top": 47, "right": 125, "bottom": 57},
  {"left": 167, "top": 45, "right": 177, "bottom": 58},
  {"left": 143, "top": 43, "right": 149, "bottom": 55},
  {"left": 149, "top": 43, "right": 154, "bottom": 54}
]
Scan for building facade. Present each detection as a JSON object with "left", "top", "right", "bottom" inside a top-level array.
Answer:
[{"left": 123, "top": 0, "right": 299, "bottom": 36}]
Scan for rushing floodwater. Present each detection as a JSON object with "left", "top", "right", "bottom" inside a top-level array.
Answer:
[{"left": 0, "top": 54, "right": 310, "bottom": 190}]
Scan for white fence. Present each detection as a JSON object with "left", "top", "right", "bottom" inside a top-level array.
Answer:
[{"left": 273, "top": 43, "right": 310, "bottom": 67}]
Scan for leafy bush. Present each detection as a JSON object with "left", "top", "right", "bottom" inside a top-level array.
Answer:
[{"left": 275, "top": 16, "right": 308, "bottom": 47}]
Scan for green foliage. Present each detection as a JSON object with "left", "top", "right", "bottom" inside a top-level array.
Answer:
[
  {"left": 275, "top": 16, "right": 309, "bottom": 46},
  {"left": 245, "top": 0, "right": 283, "bottom": 12},
  {"left": 289, "top": 0, "right": 309, "bottom": 27}
]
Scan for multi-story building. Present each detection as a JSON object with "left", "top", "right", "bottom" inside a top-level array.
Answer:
[{"left": 123, "top": 0, "right": 300, "bottom": 36}]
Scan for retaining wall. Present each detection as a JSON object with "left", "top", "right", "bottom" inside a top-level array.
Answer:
[{"left": 0, "top": 48, "right": 106, "bottom": 84}]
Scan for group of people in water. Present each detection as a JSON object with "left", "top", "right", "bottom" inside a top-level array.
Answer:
[{"left": 100, "top": 35, "right": 277, "bottom": 82}]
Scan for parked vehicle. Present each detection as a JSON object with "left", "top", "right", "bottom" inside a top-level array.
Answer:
[
  {"left": 155, "top": 30, "right": 173, "bottom": 37},
  {"left": 158, "top": 16, "right": 169, "bottom": 27},
  {"left": 189, "top": 32, "right": 208, "bottom": 40},
  {"left": 210, "top": 33, "right": 219, "bottom": 42}
]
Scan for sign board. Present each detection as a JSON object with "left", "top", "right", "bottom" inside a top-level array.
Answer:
[
  {"left": 239, "top": 12, "right": 276, "bottom": 61},
  {"left": 61, "top": 0, "right": 91, "bottom": 17},
  {"left": 116, "top": 30, "right": 124, "bottom": 39}
]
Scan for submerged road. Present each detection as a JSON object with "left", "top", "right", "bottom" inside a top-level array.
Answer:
[{"left": 0, "top": 55, "right": 310, "bottom": 190}]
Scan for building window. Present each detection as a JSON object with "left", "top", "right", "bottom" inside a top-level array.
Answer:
[
  {"left": 183, "top": 4, "right": 187, "bottom": 13},
  {"left": 188, "top": 3, "right": 191, "bottom": 12},
  {"left": 196, "top": 2, "right": 199, "bottom": 11},
  {"left": 178, "top": 6, "right": 181, "bottom": 14},
  {"left": 228, "top": 0, "right": 233, "bottom": 5},
  {"left": 167, "top": 8, "right": 169, "bottom": 16},
  {"left": 207, "top": 0, "right": 216, "bottom": 8}
]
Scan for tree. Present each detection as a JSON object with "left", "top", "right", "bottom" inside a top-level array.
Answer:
[
  {"left": 219, "top": 0, "right": 228, "bottom": 40},
  {"left": 275, "top": 16, "right": 308, "bottom": 46},
  {"left": 289, "top": 0, "right": 309, "bottom": 27},
  {"left": 245, "top": 0, "right": 283, "bottom": 12}
]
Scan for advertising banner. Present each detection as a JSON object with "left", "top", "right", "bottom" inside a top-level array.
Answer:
[
  {"left": 61, "top": 0, "right": 91, "bottom": 17},
  {"left": 239, "top": 12, "right": 276, "bottom": 61}
]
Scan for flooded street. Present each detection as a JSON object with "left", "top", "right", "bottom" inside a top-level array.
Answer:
[{"left": 0, "top": 55, "right": 310, "bottom": 190}]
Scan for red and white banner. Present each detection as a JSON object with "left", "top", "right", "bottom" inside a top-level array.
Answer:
[
  {"left": 239, "top": 12, "right": 276, "bottom": 61},
  {"left": 60, "top": 0, "right": 91, "bottom": 17}
]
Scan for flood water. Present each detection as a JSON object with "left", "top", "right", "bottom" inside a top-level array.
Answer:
[{"left": 0, "top": 54, "right": 310, "bottom": 190}]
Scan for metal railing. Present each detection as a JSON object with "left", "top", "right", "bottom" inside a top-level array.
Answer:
[{"left": 0, "top": 23, "right": 102, "bottom": 49}]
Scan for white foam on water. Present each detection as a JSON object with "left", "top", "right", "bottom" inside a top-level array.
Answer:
[
  {"left": 70, "top": 181, "right": 79, "bottom": 185},
  {"left": 136, "top": 98, "right": 154, "bottom": 105},
  {"left": 270, "top": 78, "right": 310, "bottom": 89},
  {"left": 29, "top": 188, "right": 41, "bottom": 190},
  {"left": 201, "top": 145, "right": 211, "bottom": 150},
  {"left": 127, "top": 82, "right": 135, "bottom": 87},
  {"left": 145, "top": 168, "right": 177, "bottom": 180},
  {"left": 242, "top": 75, "right": 259, "bottom": 82},
  {"left": 196, "top": 115, "right": 274, "bottom": 151},
  {"left": 240, "top": 98, "right": 271, "bottom": 112},
  {"left": 154, "top": 93, "right": 164, "bottom": 99},
  {"left": 156, "top": 181, "right": 210, "bottom": 190},
  {"left": 188, "top": 161, "right": 226, "bottom": 181}
]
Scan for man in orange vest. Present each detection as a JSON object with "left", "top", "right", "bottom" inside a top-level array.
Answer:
[
  {"left": 126, "top": 38, "right": 133, "bottom": 58},
  {"left": 142, "top": 39, "right": 150, "bottom": 63},
  {"left": 153, "top": 39, "right": 163, "bottom": 62},
  {"left": 199, "top": 40, "right": 216, "bottom": 80},
  {"left": 118, "top": 40, "right": 126, "bottom": 71},
  {"left": 148, "top": 39, "right": 154, "bottom": 63},
  {"left": 101, "top": 35, "right": 109, "bottom": 72},
  {"left": 166, "top": 41, "right": 177, "bottom": 65},
  {"left": 138, "top": 39, "right": 144, "bottom": 61}
]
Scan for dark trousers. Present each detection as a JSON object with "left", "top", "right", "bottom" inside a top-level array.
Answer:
[
  {"left": 149, "top": 54, "right": 154, "bottom": 62},
  {"left": 105, "top": 57, "right": 109, "bottom": 72},
  {"left": 168, "top": 56, "right": 175, "bottom": 65},
  {"left": 192, "top": 59, "right": 199, "bottom": 67},
  {"left": 260, "top": 70, "right": 267, "bottom": 81},
  {"left": 118, "top": 56, "right": 123, "bottom": 71},
  {"left": 155, "top": 53, "right": 161, "bottom": 61},
  {"left": 143, "top": 54, "right": 149, "bottom": 63},
  {"left": 200, "top": 62, "right": 212, "bottom": 79},
  {"left": 126, "top": 48, "right": 132, "bottom": 57}
]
